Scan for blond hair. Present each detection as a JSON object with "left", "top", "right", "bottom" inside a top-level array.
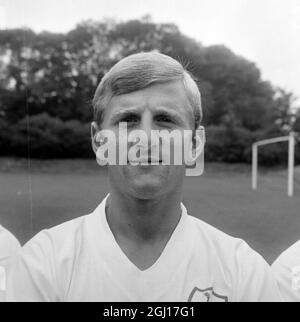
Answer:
[{"left": 92, "top": 52, "right": 202, "bottom": 129}]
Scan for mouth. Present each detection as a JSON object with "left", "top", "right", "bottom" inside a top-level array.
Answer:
[{"left": 128, "top": 159, "right": 163, "bottom": 166}]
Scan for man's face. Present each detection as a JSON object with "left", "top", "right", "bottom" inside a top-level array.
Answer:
[{"left": 100, "top": 80, "right": 194, "bottom": 200}]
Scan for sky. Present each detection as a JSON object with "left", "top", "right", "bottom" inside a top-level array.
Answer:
[{"left": 0, "top": 0, "right": 299, "bottom": 105}]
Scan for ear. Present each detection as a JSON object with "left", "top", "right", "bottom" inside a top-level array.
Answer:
[
  {"left": 186, "top": 125, "right": 206, "bottom": 166},
  {"left": 193, "top": 125, "right": 206, "bottom": 157},
  {"left": 185, "top": 126, "right": 205, "bottom": 176},
  {"left": 91, "top": 121, "right": 100, "bottom": 155}
]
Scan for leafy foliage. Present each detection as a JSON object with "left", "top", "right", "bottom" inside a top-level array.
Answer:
[{"left": 0, "top": 18, "right": 299, "bottom": 165}]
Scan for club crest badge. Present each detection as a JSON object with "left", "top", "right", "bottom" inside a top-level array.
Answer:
[{"left": 188, "top": 286, "right": 228, "bottom": 302}]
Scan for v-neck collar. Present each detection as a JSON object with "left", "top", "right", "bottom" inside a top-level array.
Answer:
[{"left": 92, "top": 194, "right": 191, "bottom": 299}]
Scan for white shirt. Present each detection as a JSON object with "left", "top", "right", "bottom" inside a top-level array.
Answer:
[
  {"left": 0, "top": 225, "right": 20, "bottom": 301},
  {"left": 6, "top": 195, "right": 281, "bottom": 302},
  {"left": 272, "top": 241, "right": 300, "bottom": 302}
]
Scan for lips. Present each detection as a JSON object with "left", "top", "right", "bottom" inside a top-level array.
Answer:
[{"left": 128, "top": 158, "right": 163, "bottom": 165}]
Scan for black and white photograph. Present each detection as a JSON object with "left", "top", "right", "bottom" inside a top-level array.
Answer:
[{"left": 0, "top": 0, "right": 300, "bottom": 305}]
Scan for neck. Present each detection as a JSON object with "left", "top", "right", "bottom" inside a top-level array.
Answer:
[{"left": 106, "top": 187, "right": 183, "bottom": 243}]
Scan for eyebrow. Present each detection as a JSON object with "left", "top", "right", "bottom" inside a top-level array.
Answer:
[
  {"left": 153, "top": 106, "right": 184, "bottom": 123},
  {"left": 108, "top": 105, "right": 187, "bottom": 125},
  {"left": 153, "top": 106, "right": 191, "bottom": 127},
  {"left": 109, "top": 107, "right": 141, "bottom": 124}
]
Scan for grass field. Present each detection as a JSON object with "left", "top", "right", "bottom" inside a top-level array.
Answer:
[{"left": 0, "top": 158, "right": 299, "bottom": 264}]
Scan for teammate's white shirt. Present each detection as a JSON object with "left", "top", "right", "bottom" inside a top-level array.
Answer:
[
  {"left": 272, "top": 241, "right": 300, "bottom": 302},
  {"left": 6, "top": 195, "right": 281, "bottom": 302},
  {"left": 0, "top": 225, "right": 20, "bottom": 301}
]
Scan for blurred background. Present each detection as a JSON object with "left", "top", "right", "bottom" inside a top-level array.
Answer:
[{"left": 0, "top": 0, "right": 299, "bottom": 263}]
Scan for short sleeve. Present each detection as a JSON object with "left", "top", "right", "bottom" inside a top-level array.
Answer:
[
  {"left": 0, "top": 226, "right": 20, "bottom": 267},
  {"left": 233, "top": 241, "right": 282, "bottom": 302},
  {"left": 5, "top": 231, "right": 60, "bottom": 302},
  {"left": 271, "top": 241, "right": 300, "bottom": 302},
  {"left": 0, "top": 227, "right": 21, "bottom": 301}
]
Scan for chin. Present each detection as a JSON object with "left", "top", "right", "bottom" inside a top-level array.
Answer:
[
  {"left": 108, "top": 165, "right": 183, "bottom": 200},
  {"left": 129, "top": 176, "right": 166, "bottom": 200}
]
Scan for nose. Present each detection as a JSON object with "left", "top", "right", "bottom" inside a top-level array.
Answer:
[
  {"left": 139, "top": 110, "right": 153, "bottom": 138},
  {"left": 135, "top": 111, "right": 159, "bottom": 154}
]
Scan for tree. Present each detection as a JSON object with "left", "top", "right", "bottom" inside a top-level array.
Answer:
[
  {"left": 273, "top": 88, "right": 299, "bottom": 133},
  {"left": 0, "top": 18, "right": 298, "bottom": 163}
]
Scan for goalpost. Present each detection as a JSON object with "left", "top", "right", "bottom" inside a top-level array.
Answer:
[{"left": 252, "top": 132, "right": 295, "bottom": 197}]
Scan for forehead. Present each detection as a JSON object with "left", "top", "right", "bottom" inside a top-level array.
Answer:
[{"left": 106, "top": 80, "right": 193, "bottom": 118}]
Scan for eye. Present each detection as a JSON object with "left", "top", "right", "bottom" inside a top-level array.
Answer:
[
  {"left": 118, "top": 115, "right": 139, "bottom": 126},
  {"left": 155, "top": 115, "right": 173, "bottom": 123}
]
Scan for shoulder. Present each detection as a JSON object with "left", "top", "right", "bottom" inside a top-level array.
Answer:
[
  {"left": 186, "top": 215, "right": 272, "bottom": 282},
  {"left": 186, "top": 215, "right": 281, "bottom": 301},
  {"left": 272, "top": 241, "right": 300, "bottom": 270},
  {"left": 16, "top": 213, "right": 97, "bottom": 284},
  {"left": 186, "top": 215, "right": 261, "bottom": 260},
  {"left": 25, "top": 195, "right": 108, "bottom": 253},
  {"left": 271, "top": 241, "right": 300, "bottom": 301},
  {"left": 0, "top": 226, "right": 20, "bottom": 258},
  {"left": 0, "top": 226, "right": 20, "bottom": 297},
  {"left": 22, "top": 212, "right": 95, "bottom": 255},
  {"left": 186, "top": 215, "right": 280, "bottom": 301},
  {"left": 5, "top": 213, "right": 99, "bottom": 302}
]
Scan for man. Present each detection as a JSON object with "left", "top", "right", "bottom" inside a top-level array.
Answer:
[
  {"left": 272, "top": 241, "right": 300, "bottom": 301},
  {"left": 6, "top": 52, "right": 281, "bottom": 301},
  {"left": 0, "top": 225, "right": 20, "bottom": 301}
]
